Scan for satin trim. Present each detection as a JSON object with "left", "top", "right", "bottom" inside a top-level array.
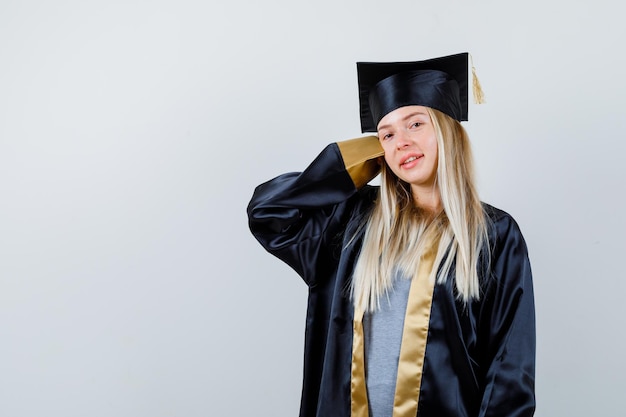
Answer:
[
  {"left": 392, "top": 242, "right": 438, "bottom": 417},
  {"left": 351, "top": 308, "right": 369, "bottom": 417},
  {"left": 337, "top": 136, "right": 384, "bottom": 189},
  {"left": 351, "top": 241, "right": 438, "bottom": 417}
]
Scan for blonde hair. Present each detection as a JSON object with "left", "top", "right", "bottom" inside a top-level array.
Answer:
[{"left": 351, "top": 108, "right": 489, "bottom": 312}]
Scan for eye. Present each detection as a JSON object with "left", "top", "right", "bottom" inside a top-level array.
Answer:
[
  {"left": 410, "top": 121, "right": 422, "bottom": 128},
  {"left": 381, "top": 132, "right": 393, "bottom": 141}
]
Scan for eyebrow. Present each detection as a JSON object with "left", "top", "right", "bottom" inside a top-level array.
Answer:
[{"left": 377, "top": 111, "right": 428, "bottom": 131}]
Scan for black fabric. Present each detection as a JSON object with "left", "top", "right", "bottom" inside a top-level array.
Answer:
[
  {"left": 358, "top": 52, "right": 469, "bottom": 132},
  {"left": 370, "top": 70, "right": 462, "bottom": 126},
  {"left": 247, "top": 143, "right": 536, "bottom": 417}
]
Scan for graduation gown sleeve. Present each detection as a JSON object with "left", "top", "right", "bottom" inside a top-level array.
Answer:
[
  {"left": 477, "top": 207, "right": 536, "bottom": 417},
  {"left": 247, "top": 136, "right": 383, "bottom": 417},
  {"left": 247, "top": 136, "right": 383, "bottom": 286}
]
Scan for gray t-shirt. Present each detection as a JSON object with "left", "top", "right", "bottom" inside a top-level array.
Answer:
[{"left": 362, "top": 270, "right": 412, "bottom": 417}]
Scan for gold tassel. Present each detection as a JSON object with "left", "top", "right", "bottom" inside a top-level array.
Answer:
[{"left": 470, "top": 54, "right": 485, "bottom": 104}]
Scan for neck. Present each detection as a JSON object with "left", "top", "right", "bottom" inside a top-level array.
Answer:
[{"left": 411, "top": 186, "right": 442, "bottom": 216}]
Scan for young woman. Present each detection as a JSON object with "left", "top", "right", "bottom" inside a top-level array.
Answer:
[{"left": 248, "top": 53, "right": 535, "bottom": 417}]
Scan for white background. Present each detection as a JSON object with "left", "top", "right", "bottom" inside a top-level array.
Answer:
[{"left": 1, "top": 1, "right": 625, "bottom": 416}]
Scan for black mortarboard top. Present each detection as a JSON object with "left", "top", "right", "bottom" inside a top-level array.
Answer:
[{"left": 357, "top": 52, "right": 473, "bottom": 133}]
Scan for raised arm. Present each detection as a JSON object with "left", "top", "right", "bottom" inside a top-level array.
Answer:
[{"left": 247, "top": 136, "right": 383, "bottom": 285}]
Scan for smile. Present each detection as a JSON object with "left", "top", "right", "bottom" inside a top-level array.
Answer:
[{"left": 401, "top": 155, "right": 422, "bottom": 166}]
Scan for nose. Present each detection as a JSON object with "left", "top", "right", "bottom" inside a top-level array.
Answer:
[{"left": 395, "top": 130, "right": 411, "bottom": 150}]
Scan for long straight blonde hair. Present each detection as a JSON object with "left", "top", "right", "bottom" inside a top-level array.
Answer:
[{"left": 350, "top": 108, "right": 489, "bottom": 313}]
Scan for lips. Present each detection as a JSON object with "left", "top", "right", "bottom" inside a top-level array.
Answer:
[{"left": 401, "top": 154, "right": 423, "bottom": 167}]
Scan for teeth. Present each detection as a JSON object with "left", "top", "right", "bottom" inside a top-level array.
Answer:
[{"left": 403, "top": 156, "right": 417, "bottom": 164}]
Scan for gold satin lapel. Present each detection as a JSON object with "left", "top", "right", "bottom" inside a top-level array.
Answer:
[
  {"left": 392, "top": 243, "right": 438, "bottom": 417},
  {"left": 351, "top": 308, "right": 369, "bottom": 417}
]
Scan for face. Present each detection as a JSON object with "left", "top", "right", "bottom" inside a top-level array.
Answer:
[{"left": 377, "top": 105, "right": 439, "bottom": 195}]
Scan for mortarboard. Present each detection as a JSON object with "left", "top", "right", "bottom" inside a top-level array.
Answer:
[{"left": 357, "top": 52, "right": 480, "bottom": 132}]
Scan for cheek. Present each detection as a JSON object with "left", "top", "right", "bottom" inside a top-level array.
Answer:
[
  {"left": 382, "top": 151, "right": 399, "bottom": 174},
  {"left": 422, "top": 136, "right": 439, "bottom": 161},
  {"left": 380, "top": 141, "right": 394, "bottom": 161},
  {"left": 382, "top": 152, "right": 403, "bottom": 177},
  {"left": 428, "top": 134, "right": 439, "bottom": 153}
]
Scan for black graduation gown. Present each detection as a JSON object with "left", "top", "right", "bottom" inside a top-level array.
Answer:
[{"left": 247, "top": 138, "right": 535, "bottom": 417}]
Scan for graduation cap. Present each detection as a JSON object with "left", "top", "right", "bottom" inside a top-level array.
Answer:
[{"left": 357, "top": 52, "right": 482, "bottom": 132}]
